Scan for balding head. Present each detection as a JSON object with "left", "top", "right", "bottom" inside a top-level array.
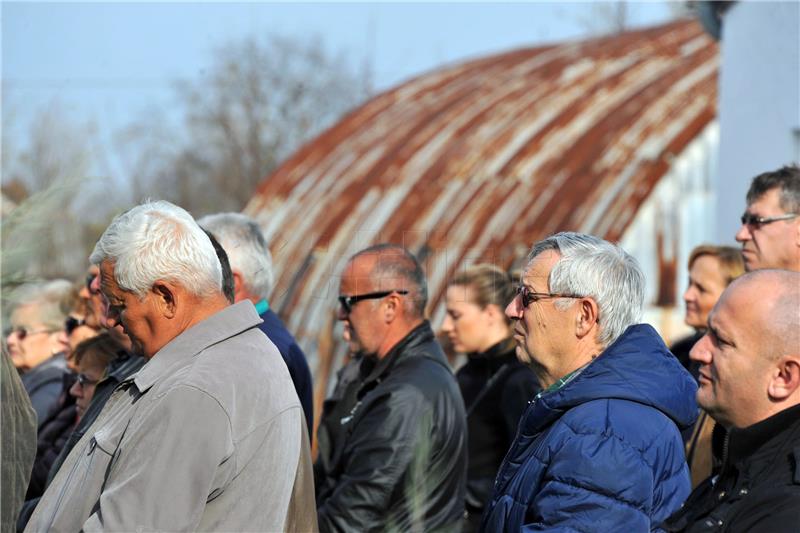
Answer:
[
  {"left": 337, "top": 244, "right": 427, "bottom": 358},
  {"left": 690, "top": 269, "right": 800, "bottom": 428}
]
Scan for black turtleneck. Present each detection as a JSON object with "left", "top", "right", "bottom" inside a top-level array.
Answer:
[{"left": 456, "top": 338, "right": 540, "bottom": 526}]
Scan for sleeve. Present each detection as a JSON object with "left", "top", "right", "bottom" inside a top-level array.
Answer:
[
  {"left": 316, "top": 387, "right": 429, "bottom": 533},
  {"left": 81, "top": 385, "right": 233, "bottom": 532},
  {"left": 500, "top": 367, "right": 541, "bottom": 441},
  {"left": 522, "top": 424, "right": 653, "bottom": 532}
]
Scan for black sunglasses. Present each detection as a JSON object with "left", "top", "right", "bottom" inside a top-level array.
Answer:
[
  {"left": 338, "top": 290, "right": 409, "bottom": 314},
  {"left": 65, "top": 316, "right": 84, "bottom": 335},
  {"left": 740, "top": 212, "right": 798, "bottom": 228},
  {"left": 516, "top": 285, "right": 581, "bottom": 308}
]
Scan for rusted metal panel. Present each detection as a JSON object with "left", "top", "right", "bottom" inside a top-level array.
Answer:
[{"left": 243, "top": 19, "right": 719, "bottom": 418}]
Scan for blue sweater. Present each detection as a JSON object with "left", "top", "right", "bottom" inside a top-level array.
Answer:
[
  {"left": 481, "top": 324, "right": 698, "bottom": 532},
  {"left": 258, "top": 309, "right": 313, "bottom": 437}
]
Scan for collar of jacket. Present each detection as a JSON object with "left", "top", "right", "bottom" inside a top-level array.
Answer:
[
  {"left": 724, "top": 404, "right": 800, "bottom": 466},
  {"left": 523, "top": 324, "right": 699, "bottom": 435},
  {"left": 359, "top": 320, "right": 446, "bottom": 385},
  {"left": 130, "top": 300, "right": 263, "bottom": 393},
  {"left": 466, "top": 338, "right": 517, "bottom": 370}
]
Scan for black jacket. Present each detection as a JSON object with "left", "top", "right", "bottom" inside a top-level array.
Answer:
[
  {"left": 315, "top": 321, "right": 467, "bottom": 532},
  {"left": 662, "top": 404, "right": 800, "bottom": 532},
  {"left": 456, "top": 339, "right": 539, "bottom": 531}
]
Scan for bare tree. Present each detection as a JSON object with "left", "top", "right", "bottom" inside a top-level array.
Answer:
[{"left": 121, "top": 34, "right": 369, "bottom": 215}]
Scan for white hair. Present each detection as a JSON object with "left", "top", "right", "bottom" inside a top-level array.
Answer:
[
  {"left": 10, "top": 279, "right": 73, "bottom": 329},
  {"left": 197, "top": 212, "right": 274, "bottom": 301},
  {"left": 89, "top": 201, "right": 222, "bottom": 298},
  {"left": 527, "top": 232, "right": 645, "bottom": 348}
]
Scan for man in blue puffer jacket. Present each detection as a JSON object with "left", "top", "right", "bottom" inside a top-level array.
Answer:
[{"left": 481, "top": 232, "right": 698, "bottom": 532}]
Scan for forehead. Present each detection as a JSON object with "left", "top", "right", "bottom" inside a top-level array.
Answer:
[
  {"left": 99, "top": 261, "right": 122, "bottom": 294},
  {"left": 748, "top": 188, "right": 784, "bottom": 214},
  {"left": 340, "top": 255, "right": 377, "bottom": 292},
  {"left": 445, "top": 284, "right": 477, "bottom": 306},
  {"left": 521, "top": 250, "right": 561, "bottom": 289},
  {"left": 11, "top": 303, "right": 40, "bottom": 326}
]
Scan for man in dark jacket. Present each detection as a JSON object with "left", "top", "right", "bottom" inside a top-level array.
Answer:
[
  {"left": 662, "top": 269, "right": 800, "bottom": 532},
  {"left": 481, "top": 232, "right": 698, "bottom": 531},
  {"left": 200, "top": 212, "right": 314, "bottom": 436},
  {"left": 315, "top": 244, "right": 467, "bottom": 532}
]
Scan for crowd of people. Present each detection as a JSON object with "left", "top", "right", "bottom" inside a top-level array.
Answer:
[{"left": 2, "top": 164, "right": 798, "bottom": 532}]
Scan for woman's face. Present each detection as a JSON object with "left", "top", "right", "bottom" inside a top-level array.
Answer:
[
  {"left": 69, "top": 358, "right": 106, "bottom": 420},
  {"left": 683, "top": 255, "right": 728, "bottom": 330},
  {"left": 6, "top": 303, "right": 65, "bottom": 371},
  {"left": 441, "top": 284, "right": 497, "bottom": 354}
]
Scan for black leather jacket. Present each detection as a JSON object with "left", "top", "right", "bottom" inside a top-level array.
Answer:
[{"left": 315, "top": 321, "right": 467, "bottom": 532}]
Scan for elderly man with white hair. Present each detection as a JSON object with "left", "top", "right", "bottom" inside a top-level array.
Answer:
[
  {"left": 481, "top": 232, "right": 698, "bottom": 532},
  {"left": 26, "top": 200, "right": 316, "bottom": 532}
]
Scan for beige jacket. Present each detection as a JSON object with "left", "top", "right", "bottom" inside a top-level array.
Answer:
[{"left": 26, "top": 301, "right": 317, "bottom": 532}]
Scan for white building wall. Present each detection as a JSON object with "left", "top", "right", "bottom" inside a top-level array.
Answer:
[
  {"left": 715, "top": 1, "right": 800, "bottom": 244},
  {"left": 620, "top": 121, "right": 719, "bottom": 342}
]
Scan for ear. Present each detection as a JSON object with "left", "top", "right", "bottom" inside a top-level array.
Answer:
[
  {"left": 383, "top": 293, "right": 402, "bottom": 323},
  {"left": 575, "top": 297, "right": 600, "bottom": 339},
  {"left": 767, "top": 356, "right": 800, "bottom": 401},
  {"left": 151, "top": 281, "right": 178, "bottom": 319},
  {"left": 232, "top": 271, "right": 246, "bottom": 302},
  {"left": 484, "top": 304, "right": 503, "bottom": 328}
]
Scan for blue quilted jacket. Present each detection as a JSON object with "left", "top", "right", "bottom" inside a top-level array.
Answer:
[{"left": 480, "top": 324, "right": 698, "bottom": 532}]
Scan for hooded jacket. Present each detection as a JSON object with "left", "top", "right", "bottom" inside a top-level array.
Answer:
[{"left": 481, "top": 324, "right": 698, "bottom": 532}]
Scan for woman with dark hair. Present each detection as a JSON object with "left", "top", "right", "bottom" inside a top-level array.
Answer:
[{"left": 441, "top": 264, "right": 540, "bottom": 532}]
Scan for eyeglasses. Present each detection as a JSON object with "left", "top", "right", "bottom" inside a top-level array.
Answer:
[
  {"left": 740, "top": 212, "right": 799, "bottom": 228},
  {"left": 338, "top": 290, "right": 409, "bottom": 314},
  {"left": 65, "top": 316, "right": 84, "bottom": 335},
  {"left": 75, "top": 373, "right": 99, "bottom": 388},
  {"left": 516, "top": 285, "right": 582, "bottom": 308},
  {"left": 10, "top": 326, "right": 55, "bottom": 341}
]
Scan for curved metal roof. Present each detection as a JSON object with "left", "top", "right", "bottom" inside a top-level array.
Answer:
[{"left": 245, "top": 19, "right": 718, "bottom": 381}]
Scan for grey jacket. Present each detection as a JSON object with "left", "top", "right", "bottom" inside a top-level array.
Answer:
[{"left": 25, "top": 301, "right": 317, "bottom": 532}]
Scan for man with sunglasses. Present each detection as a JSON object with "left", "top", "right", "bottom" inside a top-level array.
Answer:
[
  {"left": 481, "top": 232, "right": 698, "bottom": 532},
  {"left": 315, "top": 244, "right": 467, "bottom": 532},
  {"left": 735, "top": 164, "right": 800, "bottom": 272}
]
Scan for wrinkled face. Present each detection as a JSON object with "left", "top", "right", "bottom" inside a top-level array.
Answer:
[
  {"left": 735, "top": 188, "right": 800, "bottom": 271},
  {"left": 505, "top": 250, "right": 578, "bottom": 387},
  {"left": 69, "top": 358, "right": 106, "bottom": 419},
  {"left": 6, "top": 304, "right": 64, "bottom": 371},
  {"left": 337, "top": 256, "right": 387, "bottom": 357},
  {"left": 683, "top": 255, "right": 727, "bottom": 330},
  {"left": 442, "top": 285, "right": 492, "bottom": 354},
  {"left": 689, "top": 283, "right": 771, "bottom": 428},
  {"left": 99, "top": 261, "right": 162, "bottom": 358}
]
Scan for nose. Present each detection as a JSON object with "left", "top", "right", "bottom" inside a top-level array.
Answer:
[
  {"left": 336, "top": 304, "right": 348, "bottom": 321},
  {"left": 683, "top": 286, "right": 695, "bottom": 304},
  {"left": 689, "top": 333, "right": 713, "bottom": 364},
  {"left": 505, "top": 294, "right": 522, "bottom": 320},
  {"left": 6, "top": 330, "right": 18, "bottom": 347},
  {"left": 735, "top": 223, "right": 751, "bottom": 243},
  {"left": 441, "top": 315, "right": 453, "bottom": 333},
  {"left": 69, "top": 379, "right": 83, "bottom": 399}
]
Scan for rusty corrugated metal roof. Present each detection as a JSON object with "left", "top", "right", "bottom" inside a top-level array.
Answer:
[{"left": 245, "top": 19, "right": 718, "bottom": 380}]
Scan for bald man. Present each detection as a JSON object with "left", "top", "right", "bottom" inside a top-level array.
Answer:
[
  {"left": 662, "top": 270, "right": 800, "bottom": 532},
  {"left": 314, "top": 244, "right": 467, "bottom": 532}
]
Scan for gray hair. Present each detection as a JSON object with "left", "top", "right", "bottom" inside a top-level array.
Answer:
[
  {"left": 197, "top": 213, "right": 274, "bottom": 301},
  {"left": 90, "top": 201, "right": 222, "bottom": 298},
  {"left": 527, "top": 232, "right": 645, "bottom": 348},
  {"left": 10, "top": 280, "right": 73, "bottom": 330}
]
